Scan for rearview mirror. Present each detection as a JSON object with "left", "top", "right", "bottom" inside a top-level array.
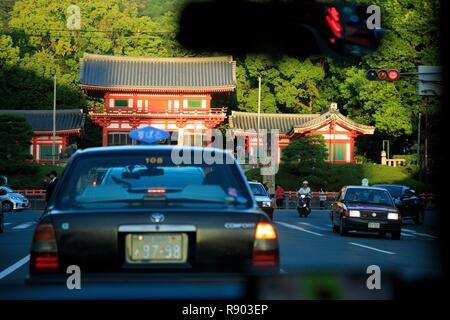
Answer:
[{"left": 178, "top": 0, "right": 382, "bottom": 59}]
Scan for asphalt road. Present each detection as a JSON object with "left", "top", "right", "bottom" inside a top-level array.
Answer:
[{"left": 0, "top": 209, "right": 442, "bottom": 299}]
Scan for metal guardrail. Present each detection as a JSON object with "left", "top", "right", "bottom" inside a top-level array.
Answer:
[
  {"left": 13, "top": 190, "right": 437, "bottom": 210},
  {"left": 275, "top": 192, "right": 338, "bottom": 209}
]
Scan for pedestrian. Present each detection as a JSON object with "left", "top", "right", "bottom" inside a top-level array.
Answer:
[
  {"left": 275, "top": 184, "right": 285, "bottom": 209},
  {"left": 319, "top": 188, "right": 327, "bottom": 209},
  {"left": 45, "top": 171, "right": 59, "bottom": 203}
]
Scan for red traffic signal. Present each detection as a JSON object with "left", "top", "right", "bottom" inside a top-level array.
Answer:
[{"left": 366, "top": 69, "right": 400, "bottom": 81}]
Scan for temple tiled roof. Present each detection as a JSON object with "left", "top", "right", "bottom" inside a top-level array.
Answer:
[
  {"left": 79, "top": 53, "right": 237, "bottom": 93},
  {"left": 229, "top": 111, "right": 320, "bottom": 134},
  {"left": 229, "top": 109, "right": 375, "bottom": 135},
  {"left": 290, "top": 109, "right": 375, "bottom": 135},
  {"left": 0, "top": 109, "right": 85, "bottom": 132}
]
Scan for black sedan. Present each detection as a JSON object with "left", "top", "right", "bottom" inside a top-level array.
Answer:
[
  {"left": 372, "top": 184, "right": 426, "bottom": 225},
  {"left": 0, "top": 200, "right": 3, "bottom": 234},
  {"left": 331, "top": 186, "right": 402, "bottom": 240},
  {"left": 28, "top": 146, "right": 279, "bottom": 281}
]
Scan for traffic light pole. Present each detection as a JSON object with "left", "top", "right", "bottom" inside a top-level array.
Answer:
[{"left": 424, "top": 96, "right": 429, "bottom": 188}]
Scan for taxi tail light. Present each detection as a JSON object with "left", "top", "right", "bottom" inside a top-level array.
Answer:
[
  {"left": 253, "top": 249, "right": 279, "bottom": 267},
  {"left": 253, "top": 222, "right": 279, "bottom": 268},
  {"left": 343, "top": 210, "right": 349, "bottom": 217},
  {"left": 255, "top": 222, "right": 277, "bottom": 240},
  {"left": 30, "top": 223, "right": 59, "bottom": 272}
]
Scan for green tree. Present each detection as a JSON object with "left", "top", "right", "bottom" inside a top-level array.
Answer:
[
  {"left": 281, "top": 135, "right": 328, "bottom": 174},
  {"left": 0, "top": 113, "right": 33, "bottom": 170},
  {"left": 0, "top": 34, "right": 19, "bottom": 68},
  {"left": 236, "top": 55, "right": 326, "bottom": 114}
]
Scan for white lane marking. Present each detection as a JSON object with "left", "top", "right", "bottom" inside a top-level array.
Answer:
[
  {"left": 280, "top": 268, "right": 288, "bottom": 274},
  {"left": 413, "top": 232, "right": 438, "bottom": 239},
  {"left": 298, "top": 222, "right": 329, "bottom": 231},
  {"left": 348, "top": 242, "right": 396, "bottom": 255},
  {"left": 401, "top": 232, "right": 415, "bottom": 237},
  {"left": 12, "top": 222, "right": 35, "bottom": 230},
  {"left": 275, "top": 221, "right": 324, "bottom": 237},
  {"left": 401, "top": 228, "right": 438, "bottom": 239},
  {"left": 0, "top": 255, "right": 30, "bottom": 280},
  {"left": 4, "top": 223, "right": 12, "bottom": 226}
]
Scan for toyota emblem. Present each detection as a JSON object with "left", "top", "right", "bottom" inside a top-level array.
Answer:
[
  {"left": 372, "top": 212, "right": 377, "bottom": 217},
  {"left": 151, "top": 213, "right": 165, "bottom": 223}
]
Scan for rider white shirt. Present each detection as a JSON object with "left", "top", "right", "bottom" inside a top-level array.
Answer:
[{"left": 298, "top": 187, "right": 311, "bottom": 196}]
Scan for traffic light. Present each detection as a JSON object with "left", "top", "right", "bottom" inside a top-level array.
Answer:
[{"left": 366, "top": 69, "right": 400, "bottom": 81}]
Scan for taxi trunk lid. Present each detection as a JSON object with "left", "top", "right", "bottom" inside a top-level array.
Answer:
[{"left": 48, "top": 210, "right": 267, "bottom": 273}]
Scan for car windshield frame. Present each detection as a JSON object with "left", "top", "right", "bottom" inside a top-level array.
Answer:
[{"left": 54, "top": 150, "right": 254, "bottom": 210}]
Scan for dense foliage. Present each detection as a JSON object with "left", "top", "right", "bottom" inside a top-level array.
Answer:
[
  {"left": 0, "top": 113, "right": 33, "bottom": 170},
  {"left": 0, "top": 0, "right": 441, "bottom": 160}
]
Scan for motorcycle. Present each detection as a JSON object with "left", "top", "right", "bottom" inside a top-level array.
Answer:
[{"left": 297, "top": 194, "right": 311, "bottom": 217}]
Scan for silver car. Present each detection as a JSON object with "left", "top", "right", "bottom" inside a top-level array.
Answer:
[
  {"left": 0, "top": 186, "right": 30, "bottom": 212},
  {"left": 248, "top": 181, "right": 274, "bottom": 220}
]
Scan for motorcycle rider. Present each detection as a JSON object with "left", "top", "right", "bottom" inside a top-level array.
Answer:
[{"left": 297, "top": 180, "right": 312, "bottom": 208}]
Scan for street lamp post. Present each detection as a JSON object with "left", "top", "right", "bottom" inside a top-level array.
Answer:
[
  {"left": 257, "top": 76, "right": 261, "bottom": 165},
  {"left": 53, "top": 74, "right": 57, "bottom": 165},
  {"left": 417, "top": 112, "right": 421, "bottom": 170}
]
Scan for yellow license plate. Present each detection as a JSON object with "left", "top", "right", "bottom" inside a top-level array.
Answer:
[
  {"left": 126, "top": 233, "right": 187, "bottom": 263},
  {"left": 368, "top": 222, "right": 380, "bottom": 229}
]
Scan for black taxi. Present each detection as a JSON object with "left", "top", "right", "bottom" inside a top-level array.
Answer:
[
  {"left": 331, "top": 186, "right": 402, "bottom": 240},
  {"left": 28, "top": 146, "right": 279, "bottom": 282}
]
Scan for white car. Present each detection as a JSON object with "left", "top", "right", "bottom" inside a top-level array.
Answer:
[
  {"left": 248, "top": 181, "right": 274, "bottom": 220},
  {"left": 0, "top": 186, "right": 30, "bottom": 212}
]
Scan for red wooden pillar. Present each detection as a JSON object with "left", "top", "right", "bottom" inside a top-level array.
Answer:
[
  {"left": 350, "top": 134, "right": 356, "bottom": 163},
  {"left": 32, "top": 135, "right": 37, "bottom": 162},
  {"left": 102, "top": 127, "right": 108, "bottom": 146},
  {"left": 105, "top": 93, "right": 110, "bottom": 111}
]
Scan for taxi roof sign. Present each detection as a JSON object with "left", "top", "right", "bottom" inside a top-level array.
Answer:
[
  {"left": 361, "top": 178, "right": 369, "bottom": 186},
  {"left": 129, "top": 126, "right": 170, "bottom": 144}
]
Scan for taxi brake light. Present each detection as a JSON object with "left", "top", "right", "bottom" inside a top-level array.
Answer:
[{"left": 147, "top": 188, "right": 166, "bottom": 193}]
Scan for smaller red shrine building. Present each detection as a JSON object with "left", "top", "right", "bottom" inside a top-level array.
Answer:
[
  {"left": 229, "top": 104, "right": 375, "bottom": 164},
  {"left": 0, "top": 109, "right": 85, "bottom": 163}
]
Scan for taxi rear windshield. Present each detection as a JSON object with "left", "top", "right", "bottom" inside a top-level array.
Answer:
[{"left": 56, "top": 150, "right": 253, "bottom": 210}]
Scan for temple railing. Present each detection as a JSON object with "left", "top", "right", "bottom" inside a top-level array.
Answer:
[{"left": 88, "top": 106, "right": 227, "bottom": 116}]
